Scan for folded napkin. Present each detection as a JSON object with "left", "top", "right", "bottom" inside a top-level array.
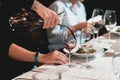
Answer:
[{"left": 87, "top": 15, "right": 102, "bottom": 23}]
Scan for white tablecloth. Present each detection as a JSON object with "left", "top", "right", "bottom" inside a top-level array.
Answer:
[
  {"left": 12, "top": 57, "right": 120, "bottom": 80},
  {"left": 12, "top": 36, "right": 120, "bottom": 80}
]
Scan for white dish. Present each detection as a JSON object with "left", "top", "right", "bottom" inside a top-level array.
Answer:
[
  {"left": 111, "top": 26, "right": 120, "bottom": 35},
  {"left": 72, "top": 46, "right": 104, "bottom": 58}
]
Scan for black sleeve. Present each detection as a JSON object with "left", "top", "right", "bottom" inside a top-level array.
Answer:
[
  {"left": 1, "top": 0, "right": 34, "bottom": 9},
  {"left": 0, "top": 0, "right": 34, "bottom": 59},
  {"left": 20, "top": 0, "right": 34, "bottom": 9}
]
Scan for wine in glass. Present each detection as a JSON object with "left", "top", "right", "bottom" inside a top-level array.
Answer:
[
  {"left": 104, "top": 10, "right": 117, "bottom": 41},
  {"left": 91, "top": 8, "right": 104, "bottom": 41},
  {"left": 62, "top": 27, "right": 77, "bottom": 68}
]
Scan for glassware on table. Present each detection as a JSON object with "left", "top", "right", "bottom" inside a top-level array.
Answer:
[
  {"left": 82, "top": 31, "right": 94, "bottom": 69},
  {"left": 91, "top": 8, "right": 104, "bottom": 42},
  {"left": 104, "top": 10, "right": 117, "bottom": 41},
  {"left": 62, "top": 27, "right": 77, "bottom": 68},
  {"left": 111, "top": 50, "right": 120, "bottom": 80}
]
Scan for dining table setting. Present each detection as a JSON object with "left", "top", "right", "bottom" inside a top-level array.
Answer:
[
  {"left": 9, "top": 7, "right": 120, "bottom": 80},
  {"left": 11, "top": 27, "right": 120, "bottom": 80}
]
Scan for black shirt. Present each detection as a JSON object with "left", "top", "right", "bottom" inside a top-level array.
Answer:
[
  {"left": 0, "top": 0, "right": 56, "bottom": 79},
  {"left": 0, "top": 0, "right": 36, "bottom": 79}
]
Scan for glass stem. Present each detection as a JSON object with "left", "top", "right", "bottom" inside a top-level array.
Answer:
[
  {"left": 85, "top": 48, "right": 89, "bottom": 66},
  {"left": 69, "top": 50, "right": 71, "bottom": 63},
  {"left": 117, "top": 73, "right": 120, "bottom": 80},
  {"left": 96, "top": 30, "right": 99, "bottom": 40},
  {"left": 86, "top": 52, "right": 89, "bottom": 66},
  {"left": 108, "top": 31, "right": 111, "bottom": 40},
  {"left": 93, "top": 30, "right": 99, "bottom": 46}
]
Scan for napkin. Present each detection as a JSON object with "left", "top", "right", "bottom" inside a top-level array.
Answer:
[{"left": 87, "top": 15, "right": 102, "bottom": 23}]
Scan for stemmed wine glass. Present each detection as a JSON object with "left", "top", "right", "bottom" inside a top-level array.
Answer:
[
  {"left": 82, "top": 31, "right": 94, "bottom": 69},
  {"left": 91, "top": 8, "right": 104, "bottom": 42},
  {"left": 62, "top": 27, "right": 77, "bottom": 68},
  {"left": 112, "top": 50, "right": 120, "bottom": 80},
  {"left": 104, "top": 10, "right": 117, "bottom": 41}
]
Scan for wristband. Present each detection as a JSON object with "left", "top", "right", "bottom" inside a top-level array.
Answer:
[{"left": 34, "top": 51, "right": 41, "bottom": 65}]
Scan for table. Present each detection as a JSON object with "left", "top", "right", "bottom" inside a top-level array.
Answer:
[{"left": 12, "top": 32, "right": 120, "bottom": 80}]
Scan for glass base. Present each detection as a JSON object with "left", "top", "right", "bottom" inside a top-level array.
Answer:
[{"left": 65, "top": 62, "right": 79, "bottom": 68}]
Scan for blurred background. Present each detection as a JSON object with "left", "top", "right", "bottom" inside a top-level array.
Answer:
[{"left": 83, "top": 0, "right": 120, "bottom": 25}]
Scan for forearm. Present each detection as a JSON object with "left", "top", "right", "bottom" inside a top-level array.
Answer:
[
  {"left": 70, "top": 22, "right": 88, "bottom": 32},
  {"left": 8, "top": 43, "right": 36, "bottom": 62},
  {"left": 31, "top": 0, "right": 43, "bottom": 11}
]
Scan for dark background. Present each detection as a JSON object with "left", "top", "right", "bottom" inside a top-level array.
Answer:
[{"left": 83, "top": 0, "right": 120, "bottom": 25}]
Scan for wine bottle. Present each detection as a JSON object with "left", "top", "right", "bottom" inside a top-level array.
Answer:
[{"left": 9, "top": 8, "right": 44, "bottom": 34}]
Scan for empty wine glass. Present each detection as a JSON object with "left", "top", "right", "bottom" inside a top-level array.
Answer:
[
  {"left": 91, "top": 8, "right": 104, "bottom": 41},
  {"left": 82, "top": 31, "right": 94, "bottom": 69},
  {"left": 104, "top": 10, "right": 117, "bottom": 41},
  {"left": 62, "top": 27, "right": 77, "bottom": 68},
  {"left": 112, "top": 50, "right": 120, "bottom": 80}
]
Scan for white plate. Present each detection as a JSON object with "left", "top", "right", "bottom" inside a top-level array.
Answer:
[
  {"left": 111, "top": 26, "right": 120, "bottom": 35},
  {"left": 72, "top": 46, "right": 104, "bottom": 58}
]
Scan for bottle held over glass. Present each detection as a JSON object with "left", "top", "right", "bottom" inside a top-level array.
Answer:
[{"left": 9, "top": 8, "right": 44, "bottom": 34}]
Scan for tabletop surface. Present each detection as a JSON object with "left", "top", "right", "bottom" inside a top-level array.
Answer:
[{"left": 12, "top": 32, "right": 120, "bottom": 80}]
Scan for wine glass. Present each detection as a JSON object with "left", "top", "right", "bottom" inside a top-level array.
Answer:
[
  {"left": 104, "top": 10, "right": 117, "bottom": 41},
  {"left": 91, "top": 8, "right": 104, "bottom": 42},
  {"left": 112, "top": 50, "right": 120, "bottom": 80},
  {"left": 81, "top": 31, "right": 93, "bottom": 69},
  {"left": 62, "top": 27, "right": 77, "bottom": 68}
]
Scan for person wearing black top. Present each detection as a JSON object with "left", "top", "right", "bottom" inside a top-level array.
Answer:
[{"left": 0, "top": 0, "right": 68, "bottom": 79}]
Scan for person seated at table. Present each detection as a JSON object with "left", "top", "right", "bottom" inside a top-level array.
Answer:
[
  {"left": 0, "top": 0, "right": 68, "bottom": 79},
  {"left": 47, "top": 0, "right": 92, "bottom": 52}
]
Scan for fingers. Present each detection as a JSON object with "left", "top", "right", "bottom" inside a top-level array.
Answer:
[
  {"left": 39, "top": 50, "right": 68, "bottom": 65},
  {"left": 82, "top": 22, "right": 93, "bottom": 33},
  {"left": 32, "top": 1, "right": 60, "bottom": 29},
  {"left": 43, "top": 12, "right": 51, "bottom": 29},
  {"left": 59, "top": 52, "right": 69, "bottom": 63},
  {"left": 52, "top": 50, "right": 69, "bottom": 64},
  {"left": 53, "top": 59, "right": 65, "bottom": 65},
  {"left": 43, "top": 9, "right": 60, "bottom": 29}
]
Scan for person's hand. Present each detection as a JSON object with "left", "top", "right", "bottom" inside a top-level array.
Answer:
[
  {"left": 82, "top": 22, "right": 93, "bottom": 34},
  {"left": 31, "top": 0, "right": 60, "bottom": 29},
  {"left": 71, "top": 22, "right": 92, "bottom": 33},
  {"left": 38, "top": 50, "right": 69, "bottom": 65}
]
